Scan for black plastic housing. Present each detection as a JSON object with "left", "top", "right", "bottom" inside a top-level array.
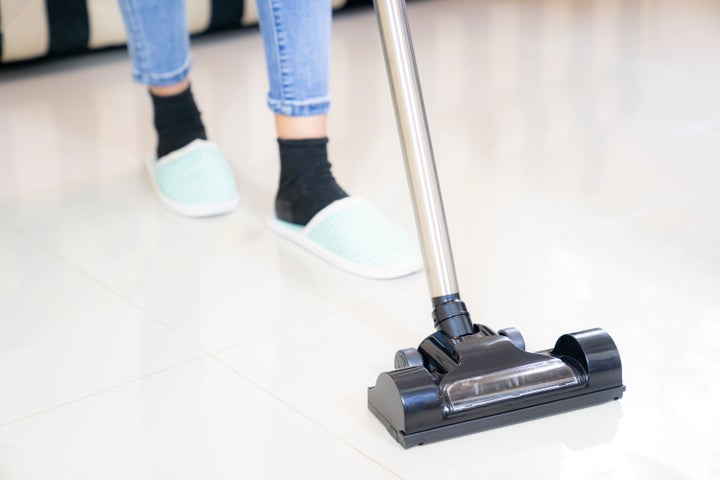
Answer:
[{"left": 368, "top": 327, "right": 625, "bottom": 448}]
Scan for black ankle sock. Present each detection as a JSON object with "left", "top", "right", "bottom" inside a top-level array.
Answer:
[
  {"left": 151, "top": 86, "right": 207, "bottom": 158},
  {"left": 275, "top": 137, "right": 348, "bottom": 225}
]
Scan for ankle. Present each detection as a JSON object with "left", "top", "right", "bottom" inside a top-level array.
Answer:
[
  {"left": 150, "top": 83, "right": 207, "bottom": 158},
  {"left": 275, "top": 114, "right": 327, "bottom": 140},
  {"left": 150, "top": 79, "right": 190, "bottom": 97},
  {"left": 275, "top": 137, "right": 348, "bottom": 225}
]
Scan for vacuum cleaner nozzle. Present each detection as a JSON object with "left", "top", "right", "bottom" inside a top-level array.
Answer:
[
  {"left": 368, "top": 318, "right": 625, "bottom": 448},
  {"left": 369, "top": 0, "right": 625, "bottom": 447}
]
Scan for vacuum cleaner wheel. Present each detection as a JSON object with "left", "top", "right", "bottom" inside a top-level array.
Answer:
[{"left": 395, "top": 348, "right": 424, "bottom": 369}]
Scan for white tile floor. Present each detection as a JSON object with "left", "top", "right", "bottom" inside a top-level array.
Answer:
[{"left": 1, "top": 0, "right": 719, "bottom": 478}]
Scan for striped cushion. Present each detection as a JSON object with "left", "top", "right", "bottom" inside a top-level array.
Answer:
[{"left": 0, "top": 0, "right": 356, "bottom": 64}]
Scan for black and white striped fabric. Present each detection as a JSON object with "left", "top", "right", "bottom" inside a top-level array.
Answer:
[{"left": 0, "top": 0, "right": 368, "bottom": 65}]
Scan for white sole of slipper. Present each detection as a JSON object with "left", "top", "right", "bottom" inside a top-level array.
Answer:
[
  {"left": 265, "top": 198, "right": 423, "bottom": 279},
  {"left": 145, "top": 141, "right": 239, "bottom": 218}
]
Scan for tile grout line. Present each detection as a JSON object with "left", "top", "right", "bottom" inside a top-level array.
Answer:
[
  {"left": 4, "top": 218, "right": 412, "bottom": 478},
  {"left": 209, "top": 354, "right": 405, "bottom": 480},
  {"left": 2, "top": 221, "right": 216, "bottom": 357},
  {"left": 4, "top": 215, "right": 422, "bottom": 361},
  {"left": 207, "top": 278, "right": 423, "bottom": 356},
  {"left": 0, "top": 355, "right": 209, "bottom": 430}
]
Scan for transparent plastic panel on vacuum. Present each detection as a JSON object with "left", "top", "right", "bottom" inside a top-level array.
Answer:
[{"left": 442, "top": 358, "right": 585, "bottom": 416}]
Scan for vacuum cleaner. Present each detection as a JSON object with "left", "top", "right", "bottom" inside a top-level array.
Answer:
[{"left": 367, "top": 0, "right": 626, "bottom": 448}]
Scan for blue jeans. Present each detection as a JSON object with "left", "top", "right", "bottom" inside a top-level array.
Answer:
[{"left": 117, "top": 0, "right": 331, "bottom": 116}]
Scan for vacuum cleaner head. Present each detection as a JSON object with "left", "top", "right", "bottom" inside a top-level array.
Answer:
[
  {"left": 368, "top": 312, "right": 624, "bottom": 448},
  {"left": 369, "top": 0, "right": 625, "bottom": 448}
]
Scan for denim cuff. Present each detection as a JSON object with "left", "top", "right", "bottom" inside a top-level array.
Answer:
[
  {"left": 132, "top": 56, "right": 193, "bottom": 87},
  {"left": 266, "top": 95, "right": 331, "bottom": 116}
]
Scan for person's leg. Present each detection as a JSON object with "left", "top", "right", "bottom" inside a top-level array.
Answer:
[
  {"left": 256, "top": 0, "right": 348, "bottom": 226},
  {"left": 150, "top": 79, "right": 208, "bottom": 159},
  {"left": 117, "top": 0, "right": 190, "bottom": 87},
  {"left": 275, "top": 115, "right": 327, "bottom": 140},
  {"left": 256, "top": 0, "right": 422, "bottom": 279},
  {"left": 117, "top": 0, "right": 206, "bottom": 158},
  {"left": 117, "top": 0, "right": 237, "bottom": 217}
]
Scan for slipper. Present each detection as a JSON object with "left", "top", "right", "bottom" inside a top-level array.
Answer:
[
  {"left": 266, "top": 196, "right": 423, "bottom": 279},
  {"left": 146, "top": 139, "right": 239, "bottom": 217}
]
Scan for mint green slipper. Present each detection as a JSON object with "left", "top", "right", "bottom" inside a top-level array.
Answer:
[
  {"left": 147, "top": 139, "right": 239, "bottom": 217},
  {"left": 266, "top": 197, "right": 423, "bottom": 279}
]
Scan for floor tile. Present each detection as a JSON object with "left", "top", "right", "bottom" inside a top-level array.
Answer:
[
  {"left": 218, "top": 229, "right": 719, "bottom": 479},
  {"left": 0, "top": 177, "right": 423, "bottom": 353},
  {"left": 1, "top": 0, "right": 719, "bottom": 477},
  {"left": 0, "top": 222, "right": 204, "bottom": 425},
  {"left": 0, "top": 49, "right": 149, "bottom": 204},
  {"left": 0, "top": 358, "right": 398, "bottom": 480}
]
